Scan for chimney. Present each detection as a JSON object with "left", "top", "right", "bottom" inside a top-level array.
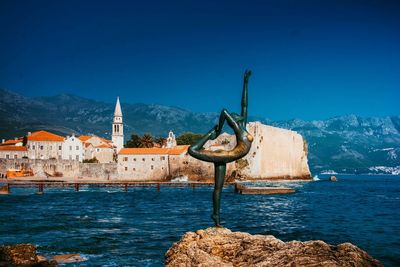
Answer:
[
  {"left": 28, "top": 132, "right": 32, "bottom": 136},
  {"left": 1, "top": 139, "right": 4, "bottom": 144}
]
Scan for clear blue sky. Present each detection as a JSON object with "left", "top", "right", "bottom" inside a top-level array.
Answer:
[{"left": 0, "top": 0, "right": 399, "bottom": 120}]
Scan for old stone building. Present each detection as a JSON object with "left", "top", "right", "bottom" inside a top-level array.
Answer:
[
  {"left": 26, "top": 131, "right": 65, "bottom": 160},
  {"left": 117, "top": 145, "right": 189, "bottom": 180},
  {"left": 0, "top": 146, "right": 28, "bottom": 159},
  {"left": 79, "top": 135, "right": 115, "bottom": 163}
]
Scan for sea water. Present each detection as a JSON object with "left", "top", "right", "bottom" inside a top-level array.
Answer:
[{"left": 0, "top": 175, "right": 399, "bottom": 266}]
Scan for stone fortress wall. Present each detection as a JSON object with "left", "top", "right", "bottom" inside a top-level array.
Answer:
[
  {"left": 0, "top": 122, "right": 311, "bottom": 181},
  {"left": 0, "top": 159, "right": 118, "bottom": 180}
]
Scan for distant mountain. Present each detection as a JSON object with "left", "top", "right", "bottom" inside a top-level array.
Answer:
[{"left": 1, "top": 89, "right": 399, "bottom": 175}]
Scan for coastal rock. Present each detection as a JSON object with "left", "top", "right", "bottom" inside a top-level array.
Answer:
[
  {"left": 329, "top": 175, "right": 338, "bottom": 182},
  {"left": 165, "top": 227, "right": 382, "bottom": 267},
  {"left": 52, "top": 253, "right": 85, "bottom": 263},
  {"left": 0, "top": 244, "right": 58, "bottom": 266}
]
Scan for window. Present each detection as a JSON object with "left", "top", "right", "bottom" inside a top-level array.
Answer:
[
  {"left": 50, "top": 146, "right": 52, "bottom": 150},
  {"left": 40, "top": 145, "right": 43, "bottom": 150},
  {"left": 58, "top": 155, "right": 62, "bottom": 160},
  {"left": 76, "top": 155, "right": 79, "bottom": 160},
  {"left": 123, "top": 157, "right": 128, "bottom": 161},
  {"left": 69, "top": 146, "right": 72, "bottom": 151},
  {"left": 33, "top": 145, "right": 35, "bottom": 150},
  {"left": 76, "top": 146, "right": 79, "bottom": 150},
  {"left": 14, "top": 155, "right": 17, "bottom": 159},
  {"left": 133, "top": 158, "right": 136, "bottom": 161},
  {"left": 125, "top": 167, "right": 128, "bottom": 171},
  {"left": 151, "top": 165, "right": 154, "bottom": 170},
  {"left": 6, "top": 154, "right": 9, "bottom": 159},
  {"left": 59, "top": 146, "right": 62, "bottom": 150},
  {"left": 142, "top": 158, "right": 145, "bottom": 162},
  {"left": 151, "top": 158, "right": 155, "bottom": 161},
  {"left": 161, "top": 156, "right": 165, "bottom": 161},
  {"left": 133, "top": 168, "right": 136, "bottom": 171}
]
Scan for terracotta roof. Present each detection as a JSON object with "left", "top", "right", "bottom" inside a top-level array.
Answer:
[
  {"left": 0, "top": 139, "right": 23, "bottom": 146},
  {"left": 100, "top": 137, "right": 112, "bottom": 143},
  {"left": 78, "top": 135, "right": 92, "bottom": 142},
  {"left": 168, "top": 145, "right": 189, "bottom": 155},
  {"left": 0, "top": 146, "right": 27, "bottom": 151},
  {"left": 28, "top": 131, "right": 64, "bottom": 142},
  {"left": 118, "top": 145, "right": 189, "bottom": 155},
  {"left": 84, "top": 142, "right": 93, "bottom": 148},
  {"left": 95, "top": 143, "right": 113, "bottom": 149}
]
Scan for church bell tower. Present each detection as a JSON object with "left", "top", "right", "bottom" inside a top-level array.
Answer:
[{"left": 112, "top": 97, "right": 124, "bottom": 152}]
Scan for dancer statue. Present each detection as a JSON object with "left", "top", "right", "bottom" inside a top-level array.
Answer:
[{"left": 188, "top": 70, "right": 253, "bottom": 227}]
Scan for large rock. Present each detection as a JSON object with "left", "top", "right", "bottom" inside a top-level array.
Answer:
[
  {"left": 0, "top": 244, "right": 58, "bottom": 266},
  {"left": 165, "top": 227, "right": 382, "bottom": 267}
]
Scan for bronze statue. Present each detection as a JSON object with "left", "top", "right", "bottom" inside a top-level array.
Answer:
[{"left": 188, "top": 70, "right": 253, "bottom": 227}]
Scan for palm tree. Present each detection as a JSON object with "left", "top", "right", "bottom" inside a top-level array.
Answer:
[{"left": 140, "top": 134, "right": 154, "bottom": 148}]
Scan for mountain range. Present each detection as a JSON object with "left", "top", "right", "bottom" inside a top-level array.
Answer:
[{"left": 1, "top": 88, "right": 399, "bottom": 175}]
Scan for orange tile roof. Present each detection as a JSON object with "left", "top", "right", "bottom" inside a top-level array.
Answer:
[
  {"left": 95, "top": 143, "right": 113, "bottom": 149},
  {"left": 0, "top": 139, "right": 23, "bottom": 146},
  {"left": 119, "top": 147, "right": 170, "bottom": 155},
  {"left": 100, "top": 137, "right": 112, "bottom": 143},
  {"left": 84, "top": 142, "right": 93, "bottom": 148},
  {"left": 168, "top": 145, "right": 190, "bottom": 155},
  {"left": 28, "top": 131, "right": 64, "bottom": 142},
  {"left": 118, "top": 145, "right": 189, "bottom": 155},
  {"left": 78, "top": 135, "right": 92, "bottom": 142},
  {"left": 0, "top": 146, "right": 27, "bottom": 151}
]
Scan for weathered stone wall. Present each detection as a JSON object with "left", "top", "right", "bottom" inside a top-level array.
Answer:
[
  {"left": 0, "top": 159, "right": 117, "bottom": 180},
  {"left": 169, "top": 122, "right": 311, "bottom": 181},
  {"left": 117, "top": 154, "right": 169, "bottom": 181},
  {"left": 240, "top": 122, "right": 311, "bottom": 179}
]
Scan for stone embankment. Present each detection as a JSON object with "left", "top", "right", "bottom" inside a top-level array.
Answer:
[{"left": 165, "top": 227, "right": 382, "bottom": 267}]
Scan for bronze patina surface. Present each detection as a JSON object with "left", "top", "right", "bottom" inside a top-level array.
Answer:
[{"left": 188, "top": 70, "right": 253, "bottom": 227}]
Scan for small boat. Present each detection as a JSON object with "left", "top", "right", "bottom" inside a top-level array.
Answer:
[{"left": 6, "top": 168, "right": 34, "bottom": 178}]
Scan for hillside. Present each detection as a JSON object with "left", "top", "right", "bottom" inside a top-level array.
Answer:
[{"left": 1, "top": 89, "right": 399, "bottom": 174}]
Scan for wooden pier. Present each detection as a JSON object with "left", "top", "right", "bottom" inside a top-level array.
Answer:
[
  {"left": 1, "top": 180, "right": 296, "bottom": 195},
  {"left": 0, "top": 180, "right": 225, "bottom": 194}
]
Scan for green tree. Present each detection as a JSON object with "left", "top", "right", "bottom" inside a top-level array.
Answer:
[
  {"left": 176, "top": 132, "right": 203, "bottom": 145},
  {"left": 154, "top": 137, "right": 165, "bottom": 147},
  {"left": 140, "top": 133, "right": 154, "bottom": 148},
  {"left": 125, "top": 134, "right": 141, "bottom": 148},
  {"left": 22, "top": 135, "right": 28, "bottom": 146}
]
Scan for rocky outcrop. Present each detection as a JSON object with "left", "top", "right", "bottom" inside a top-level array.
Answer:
[
  {"left": 165, "top": 227, "right": 382, "bottom": 267},
  {"left": 0, "top": 244, "right": 58, "bottom": 266}
]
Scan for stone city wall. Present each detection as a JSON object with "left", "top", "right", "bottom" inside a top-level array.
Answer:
[{"left": 0, "top": 159, "right": 117, "bottom": 180}]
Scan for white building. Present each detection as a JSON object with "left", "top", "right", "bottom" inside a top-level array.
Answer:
[
  {"left": 165, "top": 131, "right": 177, "bottom": 148},
  {"left": 27, "top": 131, "right": 65, "bottom": 160},
  {"left": 0, "top": 146, "right": 28, "bottom": 159},
  {"left": 79, "top": 135, "right": 115, "bottom": 163},
  {"left": 62, "top": 134, "right": 84, "bottom": 161},
  {"left": 112, "top": 97, "right": 124, "bottom": 152},
  {"left": 117, "top": 146, "right": 188, "bottom": 180}
]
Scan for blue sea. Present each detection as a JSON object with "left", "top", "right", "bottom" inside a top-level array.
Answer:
[{"left": 1, "top": 175, "right": 399, "bottom": 266}]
